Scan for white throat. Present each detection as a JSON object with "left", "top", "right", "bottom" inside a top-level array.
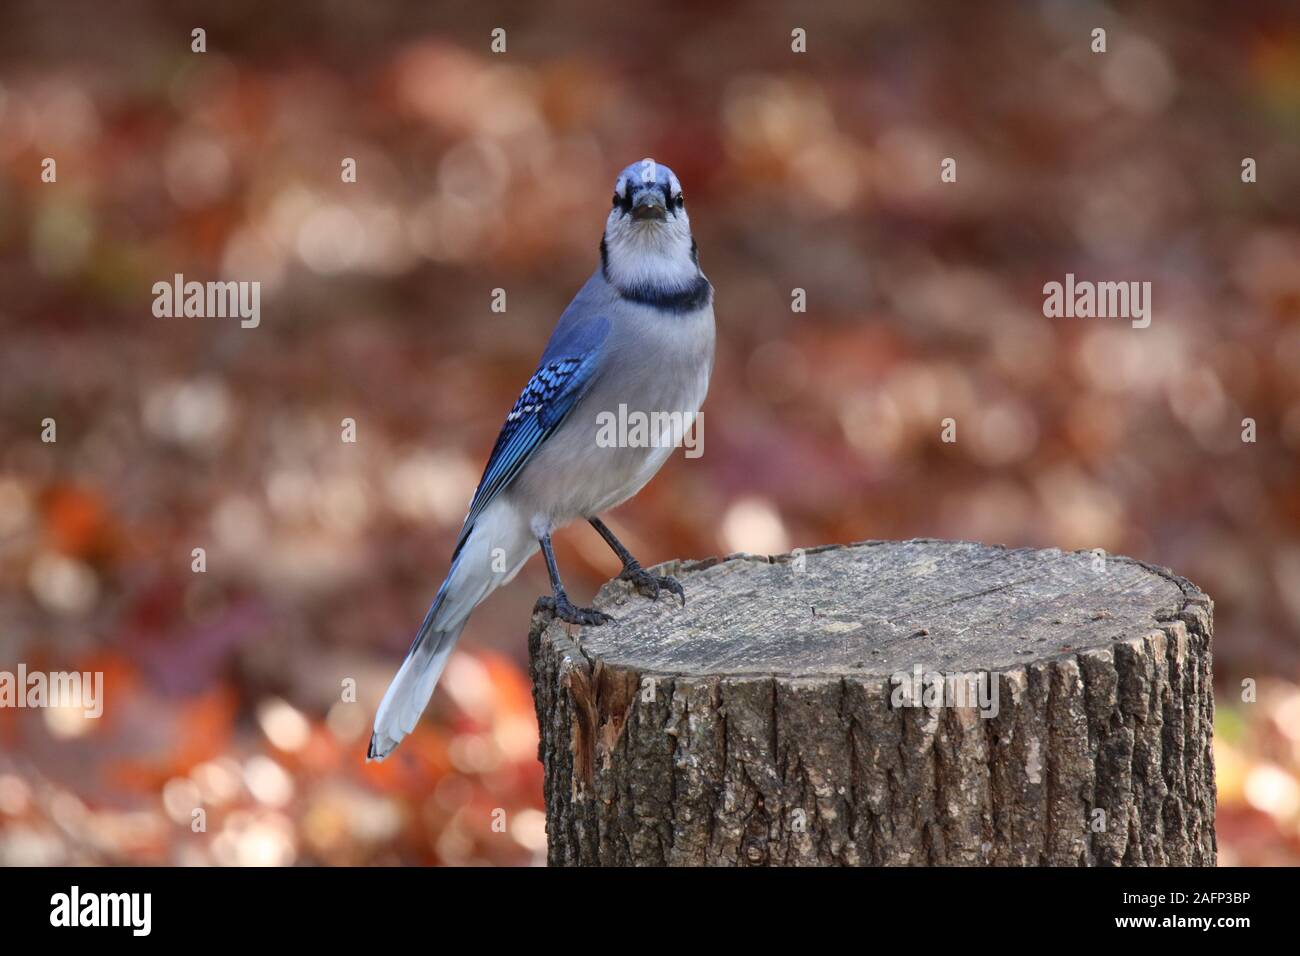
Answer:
[{"left": 602, "top": 215, "right": 699, "bottom": 293}]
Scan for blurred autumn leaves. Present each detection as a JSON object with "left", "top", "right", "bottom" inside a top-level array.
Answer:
[{"left": 1, "top": 1, "right": 1299, "bottom": 864}]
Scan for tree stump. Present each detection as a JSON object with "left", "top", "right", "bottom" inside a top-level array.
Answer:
[{"left": 529, "top": 540, "right": 1216, "bottom": 866}]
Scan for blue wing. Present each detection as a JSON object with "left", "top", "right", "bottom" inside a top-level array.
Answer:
[{"left": 452, "top": 312, "right": 609, "bottom": 558}]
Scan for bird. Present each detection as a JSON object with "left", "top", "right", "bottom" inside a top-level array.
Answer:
[{"left": 369, "top": 158, "right": 714, "bottom": 761}]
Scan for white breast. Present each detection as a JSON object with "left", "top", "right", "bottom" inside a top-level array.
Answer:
[{"left": 509, "top": 300, "right": 715, "bottom": 529}]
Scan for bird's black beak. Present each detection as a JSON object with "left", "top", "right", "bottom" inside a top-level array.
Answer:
[{"left": 631, "top": 192, "right": 667, "bottom": 221}]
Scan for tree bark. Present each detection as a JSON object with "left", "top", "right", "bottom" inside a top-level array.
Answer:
[{"left": 529, "top": 539, "right": 1215, "bottom": 866}]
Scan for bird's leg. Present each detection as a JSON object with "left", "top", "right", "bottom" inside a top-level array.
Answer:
[
  {"left": 534, "top": 533, "right": 615, "bottom": 625},
  {"left": 588, "top": 517, "right": 685, "bottom": 606}
]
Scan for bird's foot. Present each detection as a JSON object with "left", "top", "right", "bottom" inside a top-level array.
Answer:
[
  {"left": 620, "top": 564, "right": 686, "bottom": 606},
  {"left": 535, "top": 593, "right": 615, "bottom": 626}
]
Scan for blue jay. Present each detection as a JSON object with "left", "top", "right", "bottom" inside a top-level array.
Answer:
[{"left": 369, "top": 159, "right": 714, "bottom": 760}]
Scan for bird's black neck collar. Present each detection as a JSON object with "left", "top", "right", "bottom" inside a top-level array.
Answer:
[{"left": 600, "top": 238, "right": 711, "bottom": 314}]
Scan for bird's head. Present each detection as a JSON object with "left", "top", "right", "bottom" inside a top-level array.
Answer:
[{"left": 601, "top": 158, "right": 702, "bottom": 300}]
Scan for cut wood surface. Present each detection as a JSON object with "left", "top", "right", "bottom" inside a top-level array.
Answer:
[{"left": 529, "top": 539, "right": 1216, "bottom": 866}]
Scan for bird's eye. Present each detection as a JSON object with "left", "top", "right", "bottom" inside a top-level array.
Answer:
[
  {"left": 673, "top": 194, "right": 684, "bottom": 208},
  {"left": 612, "top": 184, "right": 633, "bottom": 215}
]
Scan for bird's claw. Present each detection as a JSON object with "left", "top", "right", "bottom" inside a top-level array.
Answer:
[
  {"left": 535, "top": 594, "right": 615, "bottom": 626},
  {"left": 620, "top": 565, "right": 686, "bottom": 606}
]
